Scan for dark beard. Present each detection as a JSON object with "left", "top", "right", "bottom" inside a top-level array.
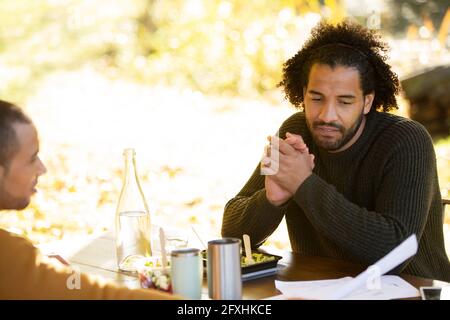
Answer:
[{"left": 308, "top": 111, "right": 365, "bottom": 151}]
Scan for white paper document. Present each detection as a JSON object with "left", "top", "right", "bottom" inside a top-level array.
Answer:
[
  {"left": 274, "top": 234, "right": 420, "bottom": 300},
  {"left": 275, "top": 275, "right": 419, "bottom": 300}
]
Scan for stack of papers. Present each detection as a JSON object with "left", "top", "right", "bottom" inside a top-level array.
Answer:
[{"left": 271, "top": 234, "right": 420, "bottom": 300}]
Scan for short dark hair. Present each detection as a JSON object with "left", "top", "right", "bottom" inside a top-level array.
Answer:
[
  {"left": 279, "top": 19, "right": 400, "bottom": 113},
  {"left": 0, "top": 100, "right": 32, "bottom": 168}
]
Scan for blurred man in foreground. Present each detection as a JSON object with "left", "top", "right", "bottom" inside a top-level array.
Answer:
[{"left": 0, "top": 99, "right": 176, "bottom": 299}]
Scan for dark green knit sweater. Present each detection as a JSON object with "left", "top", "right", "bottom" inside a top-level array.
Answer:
[{"left": 222, "top": 111, "right": 450, "bottom": 282}]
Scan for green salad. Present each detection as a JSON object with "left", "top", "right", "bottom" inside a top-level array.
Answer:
[
  {"left": 201, "top": 251, "right": 276, "bottom": 267},
  {"left": 241, "top": 252, "right": 275, "bottom": 266}
]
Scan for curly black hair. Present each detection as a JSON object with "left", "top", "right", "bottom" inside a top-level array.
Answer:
[{"left": 279, "top": 19, "right": 400, "bottom": 113}]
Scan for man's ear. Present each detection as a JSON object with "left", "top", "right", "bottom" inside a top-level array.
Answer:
[
  {"left": 0, "top": 165, "right": 4, "bottom": 181},
  {"left": 363, "top": 92, "right": 375, "bottom": 115}
]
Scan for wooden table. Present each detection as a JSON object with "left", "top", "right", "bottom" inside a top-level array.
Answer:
[{"left": 44, "top": 232, "right": 446, "bottom": 300}]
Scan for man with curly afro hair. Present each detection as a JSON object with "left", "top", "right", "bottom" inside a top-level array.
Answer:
[{"left": 222, "top": 19, "right": 450, "bottom": 282}]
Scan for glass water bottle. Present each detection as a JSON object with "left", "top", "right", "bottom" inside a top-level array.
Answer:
[{"left": 115, "top": 148, "right": 152, "bottom": 272}]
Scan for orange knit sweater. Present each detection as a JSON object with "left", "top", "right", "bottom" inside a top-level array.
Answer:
[{"left": 0, "top": 228, "right": 178, "bottom": 299}]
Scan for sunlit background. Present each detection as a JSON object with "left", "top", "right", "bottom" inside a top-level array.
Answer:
[{"left": 0, "top": 0, "right": 449, "bottom": 255}]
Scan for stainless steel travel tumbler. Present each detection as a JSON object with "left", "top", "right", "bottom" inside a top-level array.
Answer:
[
  {"left": 207, "top": 238, "right": 242, "bottom": 300},
  {"left": 171, "top": 248, "right": 203, "bottom": 299}
]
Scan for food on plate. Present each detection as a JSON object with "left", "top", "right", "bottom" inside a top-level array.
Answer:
[
  {"left": 201, "top": 250, "right": 278, "bottom": 267},
  {"left": 137, "top": 257, "right": 172, "bottom": 293},
  {"left": 241, "top": 252, "right": 276, "bottom": 266}
]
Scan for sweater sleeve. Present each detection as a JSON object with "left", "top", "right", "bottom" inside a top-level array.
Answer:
[
  {"left": 0, "top": 229, "right": 179, "bottom": 299},
  {"left": 292, "top": 121, "right": 439, "bottom": 266}
]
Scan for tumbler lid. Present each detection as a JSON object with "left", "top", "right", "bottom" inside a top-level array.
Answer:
[
  {"left": 208, "top": 238, "right": 241, "bottom": 246},
  {"left": 170, "top": 248, "right": 200, "bottom": 257}
]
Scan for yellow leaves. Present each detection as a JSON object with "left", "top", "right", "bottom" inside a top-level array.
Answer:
[
  {"left": 161, "top": 165, "right": 184, "bottom": 179},
  {"left": 438, "top": 9, "right": 450, "bottom": 47},
  {"left": 324, "top": 0, "right": 347, "bottom": 24},
  {"left": 184, "top": 197, "right": 203, "bottom": 208},
  {"left": 52, "top": 179, "right": 66, "bottom": 191},
  {"left": 97, "top": 191, "right": 109, "bottom": 207},
  {"left": 189, "top": 216, "right": 199, "bottom": 224},
  {"left": 31, "top": 206, "right": 46, "bottom": 220}
]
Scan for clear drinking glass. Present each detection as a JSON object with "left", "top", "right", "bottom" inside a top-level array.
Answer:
[{"left": 151, "top": 226, "right": 189, "bottom": 255}]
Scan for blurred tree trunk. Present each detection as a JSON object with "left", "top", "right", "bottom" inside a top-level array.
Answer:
[
  {"left": 136, "top": 0, "right": 157, "bottom": 55},
  {"left": 401, "top": 65, "right": 450, "bottom": 140}
]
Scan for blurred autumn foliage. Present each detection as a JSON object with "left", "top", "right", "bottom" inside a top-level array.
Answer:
[{"left": 0, "top": 0, "right": 448, "bottom": 253}]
